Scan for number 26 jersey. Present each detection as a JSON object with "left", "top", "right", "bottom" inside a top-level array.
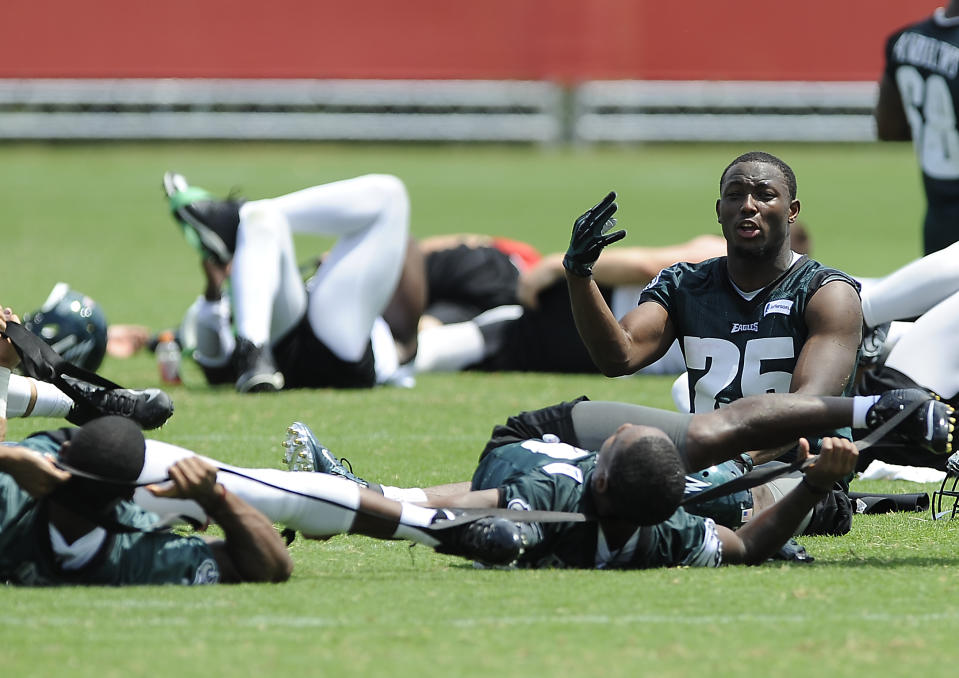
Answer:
[{"left": 639, "top": 255, "right": 860, "bottom": 413}]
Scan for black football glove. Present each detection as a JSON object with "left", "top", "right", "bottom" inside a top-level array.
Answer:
[{"left": 563, "top": 191, "right": 626, "bottom": 277}]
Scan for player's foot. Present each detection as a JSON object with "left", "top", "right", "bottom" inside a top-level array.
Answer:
[
  {"left": 430, "top": 512, "right": 527, "bottom": 567},
  {"left": 866, "top": 388, "right": 955, "bottom": 454},
  {"left": 163, "top": 171, "right": 242, "bottom": 266},
  {"left": 282, "top": 421, "right": 370, "bottom": 487},
  {"left": 233, "top": 338, "right": 284, "bottom": 393},
  {"left": 63, "top": 377, "right": 174, "bottom": 430}
]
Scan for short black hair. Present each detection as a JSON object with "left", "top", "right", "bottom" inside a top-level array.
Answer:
[
  {"left": 719, "top": 151, "right": 798, "bottom": 200},
  {"left": 59, "top": 416, "right": 146, "bottom": 506},
  {"left": 605, "top": 435, "right": 686, "bottom": 526}
]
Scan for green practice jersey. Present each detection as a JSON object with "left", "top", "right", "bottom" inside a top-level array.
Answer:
[
  {"left": 0, "top": 435, "right": 219, "bottom": 586},
  {"left": 640, "top": 255, "right": 860, "bottom": 414},
  {"left": 472, "top": 439, "right": 722, "bottom": 569}
]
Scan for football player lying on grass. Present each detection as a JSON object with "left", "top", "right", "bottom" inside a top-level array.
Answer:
[
  {"left": 279, "top": 389, "right": 953, "bottom": 569},
  {"left": 0, "top": 310, "right": 289, "bottom": 585}
]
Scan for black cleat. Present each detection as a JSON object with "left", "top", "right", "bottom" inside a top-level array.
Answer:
[
  {"left": 866, "top": 388, "right": 956, "bottom": 454},
  {"left": 163, "top": 171, "right": 242, "bottom": 266},
  {"left": 233, "top": 337, "right": 284, "bottom": 393},
  {"left": 64, "top": 378, "right": 174, "bottom": 430},
  {"left": 282, "top": 421, "right": 369, "bottom": 487},
  {"left": 430, "top": 513, "right": 527, "bottom": 567}
]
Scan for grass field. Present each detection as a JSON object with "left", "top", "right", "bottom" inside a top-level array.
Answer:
[{"left": 4, "top": 141, "right": 959, "bottom": 677}]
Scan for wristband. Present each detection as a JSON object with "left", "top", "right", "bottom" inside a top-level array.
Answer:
[
  {"left": 0, "top": 366, "right": 10, "bottom": 419},
  {"left": 800, "top": 476, "right": 830, "bottom": 497},
  {"left": 562, "top": 254, "right": 593, "bottom": 278}
]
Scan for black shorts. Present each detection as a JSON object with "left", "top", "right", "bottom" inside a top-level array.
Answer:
[
  {"left": 272, "top": 314, "right": 376, "bottom": 389},
  {"left": 480, "top": 397, "right": 588, "bottom": 461},
  {"left": 425, "top": 245, "right": 520, "bottom": 323},
  {"left": 475, "top": 281, "right": 610, "bottom": 373}
]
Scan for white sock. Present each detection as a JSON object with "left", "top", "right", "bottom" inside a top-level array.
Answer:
[
  {"left": 414, "top": 322, "right": 485, "bottom": 372},
  {"left": 381, "top": 485, "right": 429, "bottom": 503},
  {"left": 7, "top": 374, "right": 73, "bottom": 418},
  {"left": 371, "top": 316, "right": 400, "bottom": 384},
  {"left": 853, "top": 395, "right": 881, "bottom": 429},
  {"left": 192, "top": 296, "right": 235, "bottom": 367},
  {"left": 860, "top": 241, "right": 959, "bottom": 327},
  {"left": 393, "top": 503, "right": 442, "bottom": 546}
]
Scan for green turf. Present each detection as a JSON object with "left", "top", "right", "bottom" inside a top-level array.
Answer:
[{"left": 3, "top": 141, "right": 955, "bottom": 677}]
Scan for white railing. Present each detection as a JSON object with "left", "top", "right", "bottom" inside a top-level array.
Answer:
[
  {"left": 0, "top": 79, "right": 879, "bottom": 142},
  {"left": 572, "top": 80, "right": 879, "bottom": 142}
]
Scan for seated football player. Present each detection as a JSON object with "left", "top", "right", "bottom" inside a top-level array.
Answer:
[{"left": 665, "top": 239, "right": 959, "bottom": 471}]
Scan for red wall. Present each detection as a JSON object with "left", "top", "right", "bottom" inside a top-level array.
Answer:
[{"left": 2, "top": 0, "right": 940, "bottom": 81}]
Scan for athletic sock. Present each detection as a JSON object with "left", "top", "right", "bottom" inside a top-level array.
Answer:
[
  {"left": 380, "top": 485, "right": 429, "bottom": 503},
  {"left": 7, "top": 374, "right": 73, "bottom": 418},
  {"left": 414, "top": 321, "right": 485, "bottom": 372},
  {"left": 853, "top": 395, "right": 882, "bottom": 429},
  {"left": 192, "top": 296, "right": 235, "bottom": 367},
  {"left": 393, "top": 504, "right": 445, "bottom": 547}
]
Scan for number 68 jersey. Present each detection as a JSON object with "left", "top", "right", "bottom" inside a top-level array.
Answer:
[
  {"left": 884, "top": 10, "right": 959, "bottom": 254},
  {"left": 639, "top": 255, "right": 860, "bottom": 413}
]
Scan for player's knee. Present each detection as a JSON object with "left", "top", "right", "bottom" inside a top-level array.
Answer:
[
  {"left": 364, "top": 174, "right": 410, "bottom": 216},
  {"left": 238, "top": 201, "right": 289, "bottom": 239}
]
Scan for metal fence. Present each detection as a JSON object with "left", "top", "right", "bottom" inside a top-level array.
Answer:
[{"left": 0, "top": 78, "right": 878, "bottom": 143}]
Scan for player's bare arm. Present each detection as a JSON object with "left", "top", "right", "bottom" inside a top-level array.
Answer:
[
  {"left": 875, "top": 73, "right": 911, "bottom": 141},
  {"left": 791, "top": 280, "right": 863, "bottom": 396},
  {"left": 718, "top": 437, "right": 858, "bottom": 565},
  {"left": 0, "top": 445, "right": 71, "bottom": 498},
  {"left": 421, "top": 488, "right": 501, "bottom": 510}
]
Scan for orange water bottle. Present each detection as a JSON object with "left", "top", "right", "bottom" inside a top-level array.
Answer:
[{"left": 156, "top": 330, "right": 182, "bottom": 385}]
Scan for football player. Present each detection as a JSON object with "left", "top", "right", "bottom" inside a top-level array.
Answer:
[
  {"left": 281, "top": 390, "right": 953, "bottom": 569},
  {"left": 164, "top": 172, "right": 422, "bottom": 393},
  {"left": 0, "top": 317, "right": 545, "bottom": 580},
  {"left": 876, "top": 1, "right": 959, "bottom": 255},
  {"left": 0, "top": 315, "right": 290, "bottom": 586},
  {"left": 565, "top": 152, "right": 862, "bottom": 468}
]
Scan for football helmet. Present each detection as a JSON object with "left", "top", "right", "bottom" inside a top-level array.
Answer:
[
  {"left": 22, "top": 283, "right": 108, "bottom": 371},
  {"left": 931, "top": 452, "right": 959, "bottom": 520},
  {"left": 683, "top": 460, "right": 754, "bottom": 529}
]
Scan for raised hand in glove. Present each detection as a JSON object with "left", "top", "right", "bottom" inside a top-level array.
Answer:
[{"left": 563, "top": 191, "right": 626, "bottom": 277}]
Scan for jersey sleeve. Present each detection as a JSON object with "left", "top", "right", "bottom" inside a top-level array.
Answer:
[
  {"left": 498, "top": 463, "right": 584, "bottom": 512},
  {"left": 637, "top": 263, "right": 683, "bottom": 312},
  {"left": 644, "top": 509, "right": 722, "bottom": 568}
]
